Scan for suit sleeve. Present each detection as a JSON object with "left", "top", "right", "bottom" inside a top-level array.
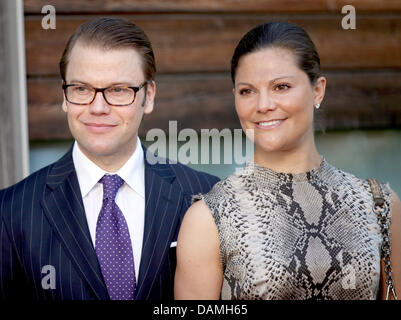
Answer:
[{"left": 0, "top": 214, "right": 25, "bottom": 299}]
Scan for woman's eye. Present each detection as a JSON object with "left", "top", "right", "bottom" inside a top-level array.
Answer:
[
  {"left": 275, "top": 84, "right": 290, "bottom": 91},
  {"left": 239, "top": 89, "right": 252, "bottom": 95}
]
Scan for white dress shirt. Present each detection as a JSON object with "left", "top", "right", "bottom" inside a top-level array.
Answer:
[{"left": 72, "top": 137, "right": 145, "bottom": 281}]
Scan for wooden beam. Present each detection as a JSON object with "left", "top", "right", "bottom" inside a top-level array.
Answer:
[
  {"left": 24, "top": 14, "right": 401, "bottom": 76},
  {"left": 23, "top": 0, "right": 401, "bottom": 13},
  {"left": 27, "top": 72, "right": 401, "bottom": 140}
]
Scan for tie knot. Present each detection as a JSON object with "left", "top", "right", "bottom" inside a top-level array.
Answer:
[{"left": 99, "top": 174, "right": 124, "bottom": 201}]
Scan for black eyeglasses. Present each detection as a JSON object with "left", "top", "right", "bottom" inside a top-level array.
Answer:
[{"left": 62, "top": 81, "right": 149, "bottom": 106}]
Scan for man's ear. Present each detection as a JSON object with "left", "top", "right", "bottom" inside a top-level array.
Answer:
[
  {"left": 61, "top": 80, "right": 68, "bottom": 112},
  {"left": 143, "top": 80, "right": 156, "bottom": 114},
  {"left": 62, "top": 98, "right": 68, "bottom": 112}
]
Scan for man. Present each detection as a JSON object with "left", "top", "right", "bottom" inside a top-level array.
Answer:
[{"left": 0, "top": 17, "right": 219, "bottom": 300}]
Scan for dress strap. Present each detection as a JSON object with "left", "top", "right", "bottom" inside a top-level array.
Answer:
[{"left": 367, "top": 178, "right": 397, "bottom": 300}]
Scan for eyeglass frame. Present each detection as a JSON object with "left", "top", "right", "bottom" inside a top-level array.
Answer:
[{"left": 61, "top": 81, "right": 149, "bottom": 106}]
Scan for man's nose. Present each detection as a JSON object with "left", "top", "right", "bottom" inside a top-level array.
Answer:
[{"left": 88, "top": 91, "right": 111, "bottom": 114}]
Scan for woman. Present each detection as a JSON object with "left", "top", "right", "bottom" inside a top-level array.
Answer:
[{"left": 174, "top": 21, "right": 401, "bottom": 300}]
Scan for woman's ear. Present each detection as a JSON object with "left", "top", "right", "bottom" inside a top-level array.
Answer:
[{"left": 313, "top": 76, "right": 326, "bottom": 106}]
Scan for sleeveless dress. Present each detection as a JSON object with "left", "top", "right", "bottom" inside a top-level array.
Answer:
[{"left": 194, "top": 159, "right": 392, "bottom": 300}]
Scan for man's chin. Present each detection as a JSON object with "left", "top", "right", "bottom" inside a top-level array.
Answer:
[{"left": 77, "top": 142, "right": 118, "bottom": 159}]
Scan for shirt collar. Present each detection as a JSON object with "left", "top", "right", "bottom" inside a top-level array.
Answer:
[
  {"left": 72, "top": 137, "right": 145, "bottom": 199},
  {"left": 116, "top": 138, "right": 145, "bottom": 198}
]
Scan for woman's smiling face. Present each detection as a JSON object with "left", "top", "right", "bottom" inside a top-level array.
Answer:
[{"left": 234, "top": 47, "right": 325, "bottom": 158}]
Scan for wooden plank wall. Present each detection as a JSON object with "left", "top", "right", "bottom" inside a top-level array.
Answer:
[{"left": 24, "top": 0, "right": 401, "bottom": 140}]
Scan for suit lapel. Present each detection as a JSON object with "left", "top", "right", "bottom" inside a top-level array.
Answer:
[
  {"left": 135, "top": 153, "right": 184, "bottom": 300},
  {"left": 41, "top": 149, "right": 109, "bottom": 300}
]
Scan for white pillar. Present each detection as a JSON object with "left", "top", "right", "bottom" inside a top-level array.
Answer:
[{"left": 0, "top": 0, "right": 29, "bottom": 188}]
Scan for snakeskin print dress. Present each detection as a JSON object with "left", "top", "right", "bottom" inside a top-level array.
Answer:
[{"left": 194, "top": 159, "right": 392, "bottom": 300}]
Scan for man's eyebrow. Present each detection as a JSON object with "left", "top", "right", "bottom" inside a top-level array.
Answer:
[
  {"left": 66, "top": 80, "right": 137, "bottom": 86},
  {"left": 68, "top": 80, "right": 90, "bottom": 85}
]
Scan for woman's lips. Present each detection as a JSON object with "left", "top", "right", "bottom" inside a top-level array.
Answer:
[{"left": 255, "top": 119, "right": 286, "bottom": 130}]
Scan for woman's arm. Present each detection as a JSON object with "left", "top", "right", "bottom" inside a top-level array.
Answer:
[
  {"left": 174, "top": 199, "right": 223, "bottom": 300},
  {"left": 380, "top": 189, "right": 401, "bottom": 299}
]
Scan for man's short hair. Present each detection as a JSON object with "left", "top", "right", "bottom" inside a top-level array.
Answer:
[{"left": 59, "top": 17, "right": 156, "bottom": 82}]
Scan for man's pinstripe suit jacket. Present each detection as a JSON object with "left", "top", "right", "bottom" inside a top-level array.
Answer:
[{"left": 0, "top": 145, "right": 219, "bottom": 300}]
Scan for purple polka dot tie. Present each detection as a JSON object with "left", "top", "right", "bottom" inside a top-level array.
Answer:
[{"left": 95, "top": 174, "right": 136, "bottom": 300}]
